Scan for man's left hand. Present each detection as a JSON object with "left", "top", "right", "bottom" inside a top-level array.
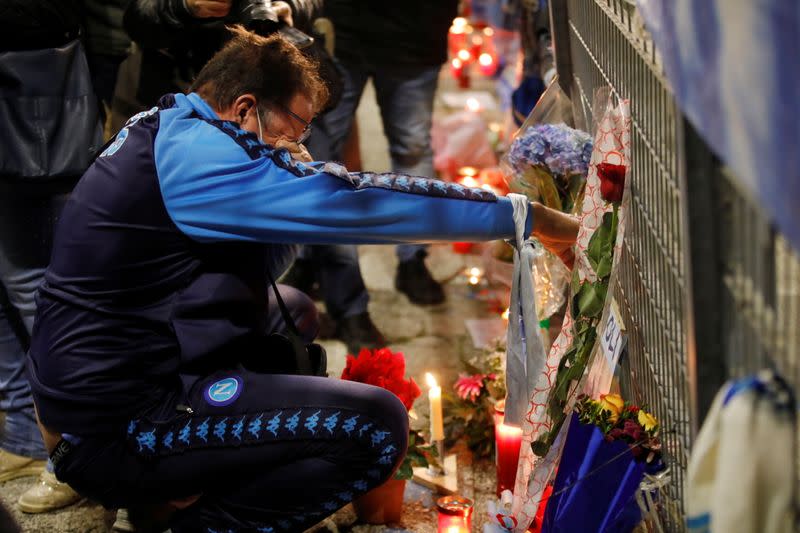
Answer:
[
  {"left": 275, "top": 139, "right": 312, "bottom": 162},
  {"left": 531, "top": 202, "right": 579, "bottom": 269}
]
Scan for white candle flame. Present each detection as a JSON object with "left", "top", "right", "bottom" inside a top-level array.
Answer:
[
  {"left": 465, "top": 97, "right": 481, "bottom": 112},
  {"left": 425, "top": 372, "right": 438, "bottom": 389},
  {"left": 461, "top": 175, "right": 479, "bottom": 188}
]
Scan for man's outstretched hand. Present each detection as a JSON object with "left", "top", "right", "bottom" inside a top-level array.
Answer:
[{"left": 531, "top": 202, "right": 580, "bottom": 269}]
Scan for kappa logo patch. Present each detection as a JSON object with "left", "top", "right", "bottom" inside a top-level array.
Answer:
[{"left": 205, "top": 377, "right": 243, "bottom": 406}]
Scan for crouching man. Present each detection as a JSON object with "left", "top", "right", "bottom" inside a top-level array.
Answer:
[{"left": 28, "top": 28, "right": 578, "bottom": 532}]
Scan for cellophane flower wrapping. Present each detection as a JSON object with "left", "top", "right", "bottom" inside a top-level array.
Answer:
[
  {"left": 539, "top": 414, "right": 662, "bottom": 533},
  {"left": 500, "top": 80, "right": 592, "bottom": 320},
  {"left": 510, "top": 93, "right": 632, "bottom": 532},
  {"left": 501, "top": 80, "right": 593, "bottom": 216}
]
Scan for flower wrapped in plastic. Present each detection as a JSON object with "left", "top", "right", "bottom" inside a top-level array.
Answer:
[
  {"left": 539, "top": 396, "right": 664, "bottom": 533},
  {"left": 505, "top": 122, "right": 593, "bottom": 214}
]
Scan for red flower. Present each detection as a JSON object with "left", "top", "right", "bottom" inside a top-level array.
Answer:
[
  {"left": 621, "top": 419, "right": 645, "bottom": 443},
  {"left": 597, "top": 162, "right": 626, "bottom": 203},
  {"left": 340, "top": 348, "right": 421, "bottom": 411},
  {"left": 454, "top": 374, "right": 486, "bottom": 402}
]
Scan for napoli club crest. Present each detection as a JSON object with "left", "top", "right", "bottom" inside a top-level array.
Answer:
[{"left": 205, "top": 377, "right": 243, "bottom": 406}]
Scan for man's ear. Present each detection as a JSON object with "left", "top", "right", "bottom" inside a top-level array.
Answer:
[{"left": 232, "top": 94, "right": 257, "bottom": 123}]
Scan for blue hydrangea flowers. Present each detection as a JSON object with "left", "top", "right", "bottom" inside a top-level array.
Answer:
[
  {"left": 505, "top": 122, "right": 593, "bottom": 213},
  {"left": 507, "top": 123, "right": 593, "bottom": 178}
]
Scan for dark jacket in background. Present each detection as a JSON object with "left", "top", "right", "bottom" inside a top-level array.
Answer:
[
  {"left": 112, "top": 0, "right": 324, "bottom": 131},
  {"left": 0, "top": 0, "right": 103, "bottom": 180},
  {"left": 0, "top": 0, "right": 81, "bottom": 52},
  {"left": 325, "top": 0, "right": 459, "bottom": 67},
  {"left": 82, "top": 0, "right": 131, "bottom": 58}
]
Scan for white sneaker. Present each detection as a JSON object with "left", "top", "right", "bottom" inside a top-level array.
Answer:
[
  {"left": 0, "top": 448, "right": 45, "bottom": 483},
  {"left": 17, "top": 469, "right": 82, "bottom": 513},
  {"left": 112, "top": 508, "right": 136, "bottom": 532}
]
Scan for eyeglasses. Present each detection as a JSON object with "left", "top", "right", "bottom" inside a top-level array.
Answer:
[{"left": 276, "top": 103, "right": 312, "bottom": 144}]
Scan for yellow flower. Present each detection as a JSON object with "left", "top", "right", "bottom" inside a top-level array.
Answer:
[
  {"left": 638, "top": 410, "right": 658, "bottom": 432},
  {"left": 598, "top": 393, "right": 624, "bottom": 422}
]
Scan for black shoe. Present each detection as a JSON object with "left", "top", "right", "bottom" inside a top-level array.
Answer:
[
  {"left": 335, "top": 312, "right": 388, "bottom": 354},
  {"left": 395, "top": 254, "right": 446, "bottom": 306},
  {"left": 280, "top": 258, "right": 319, "bottom": 300}
]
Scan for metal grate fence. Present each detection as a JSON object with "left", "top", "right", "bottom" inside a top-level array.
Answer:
[{"left": 550, "top": 0, "right": 800, "bottom": 530}]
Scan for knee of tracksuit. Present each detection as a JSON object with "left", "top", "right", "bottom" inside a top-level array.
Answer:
[{"left": 360, "top": 386, "right": 409, "bottom": 481}]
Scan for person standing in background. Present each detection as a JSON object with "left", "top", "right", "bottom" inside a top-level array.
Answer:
[
  {"left": 0, "top": 0, "right": 102, "bottom": 514},
  {"left": 112, "top": 0, "right": 319, "bottom": 133},
  {"left": 81, "top": 0, "right": 132, "bottom": 137},
  {"left": 512, "top": 0, "right": 554, "bottom": 125},
  {"left": 293, "top": 0, "right": 459, "bottom": 311}
]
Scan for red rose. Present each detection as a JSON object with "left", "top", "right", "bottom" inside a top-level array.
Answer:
[
  {"left": 597, "top": 162, "right": 626, "bottom": 203},
  {"left": 341, "top": 348, "right": 421, "bottom": 411}
]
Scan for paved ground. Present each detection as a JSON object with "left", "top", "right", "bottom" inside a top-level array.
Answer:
[{"left": 1, "top": 79, "right": 508, "bottom": 532}]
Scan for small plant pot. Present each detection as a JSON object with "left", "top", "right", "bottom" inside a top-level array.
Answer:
[{"left": 352, "top": 478, "right": 406, "bottom": 525}]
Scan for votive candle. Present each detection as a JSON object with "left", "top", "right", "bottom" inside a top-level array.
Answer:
[{"left": 437, "top": 495, "right": 473, "bottom": 533}]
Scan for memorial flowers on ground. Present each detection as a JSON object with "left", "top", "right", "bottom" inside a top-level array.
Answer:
[{"left": 340, "top": 348, "right": 436, "bottom": 480}]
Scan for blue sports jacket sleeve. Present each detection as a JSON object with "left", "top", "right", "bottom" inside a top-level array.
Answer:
[{"left": 155, "top": 93, "right": 532, "bottom": 245}]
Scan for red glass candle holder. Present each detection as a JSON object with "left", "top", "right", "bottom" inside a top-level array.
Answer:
[
  {"left": 495, "top": 403, "right": 523, "bottom": 496},
  {"left": 436, "top": 495, "right": 473, "bottom": 532},
  {"left": 452, "top": 242, "right": 474, "bottom": 254}
]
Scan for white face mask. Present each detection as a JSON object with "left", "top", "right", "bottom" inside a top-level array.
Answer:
[{"left": 255, "top": 106, "right": 264, "bottom": 143}]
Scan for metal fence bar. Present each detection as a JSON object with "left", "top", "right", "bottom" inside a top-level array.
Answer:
[
  {"left": 551, "top": 0, "right": 694, "bottom": 528},
  {"left": 550, "top": 1, "right": 800, "bottom": 529}
]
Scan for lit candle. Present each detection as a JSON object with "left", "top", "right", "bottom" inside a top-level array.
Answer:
[
  {"left": 460, "top": 175, "right": 479, "bottom": 188},
  {"left": 501, "top": 307, "right": 510, "bottom": 321},
  {"left": 470, "top": 34, "right": 483, "bottom": 59},
  {"left": 450, "top": 57, "right": 464, "bottom": 79},
  {"left": 465, "top": 97, "right": 481, "bottom": 113},
  {"left": 466, "top": 266, "right": 483, "bottom": 286},
  {"left": 458, "top": 165, "right": 478, "bottom": 177},
  {"left": 478, "top": 52, "right": 497, "bottom": 76},
  {"left": 448, "top": 17, "right": 468, "bottom": 55},
  {"left": 426, "top": 373, "right": 445, "bottom": 442},
  {"left": 437, "top": 496, "right": 473, "bottom": 533},
  {"left": 495, "top": 401, "right": 523, "bottom": 496}
]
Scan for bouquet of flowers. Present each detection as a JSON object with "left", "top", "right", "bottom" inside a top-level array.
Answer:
[
  {"left": 531, "top": 160, "right": 627, "bottom": 458},
  {"left": 539, "top": 394, "right": 663, "bottom": 533},
  {"left": 340, "top": 348, "right": 436, "bottom": 479},
  {"left": 511, "top": 95, "right": 633, "bottom": 531},
  {"left": 499, "top": 81, "right": 593, "bottom": 334},
  {"left": 574, "top": 394, "right": 661, "bottom": 462},
  {"left": 505, "top": 122, "right": 593, "bottom": 214}
]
